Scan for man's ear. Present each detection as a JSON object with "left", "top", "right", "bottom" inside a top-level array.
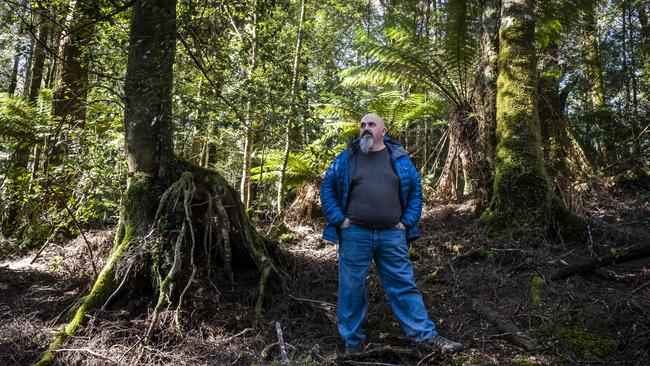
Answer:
[{"left": 382, "top": 127, "right": 387, "bottom": 136}]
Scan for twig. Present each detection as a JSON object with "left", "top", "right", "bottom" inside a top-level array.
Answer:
[
  {"left": 416, "top": 350, "right": 437, "bottom": 366},
  {"left": 103, "top": 260, "right": 134, "bottom": 310},
  {"left": 275, "top": 321, "right": 290, "bottom": 365},
  {"left": 632, "top": 281, "right": 650, "bottom": 295},
  {"left": 220, "top": 328, "right": 253, "bottom": 344},
  {"left": 54, "top": 348, "right": 120, "bottom": 364},
  {"left": 63, "top": 201, "right": 98, "bottom": 279},
  {"left": 115, "top": 336, "right": 141, "bottom": 364}
]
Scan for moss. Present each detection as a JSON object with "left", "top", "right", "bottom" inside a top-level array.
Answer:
[
  {"left": 408, "top": 245, "right": 420, "bottom": 261},
  {"left": 33, "top": 176, "right": 150, "bottom": 365},
  {"left": 424, "top": 266, "right": 444, "bottom": 283},
  {"left": 536, "top": 320, "right": 616, "bottom": 360},
  {"left": 450, "top": 355, "right": 478, "bottom": 366},
  {"left": 483, "top": 1, "right": 559, "bottom": 238},
  {"left": 512, "top": 355, "right": 535, "bottom": 366},
  {"left": 555, "top": 326, "right": 616, "bottom": 359},
  {"left": 530, "top": 274, "right": 544, "bottom": 306}
]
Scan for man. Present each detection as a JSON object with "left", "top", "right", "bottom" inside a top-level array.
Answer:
[{"left": 320, "top": 113, "right": 463, "bottom": 354}]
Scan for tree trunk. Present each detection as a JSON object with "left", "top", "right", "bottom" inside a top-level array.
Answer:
[
  {"left": 538, "top": 41, "right": 572, "bottom": 203},
  {"left": 34, "top": 0, "right": 279, "bottom": 364},
  {"left": 22, "top": 37, "right": 35, "bottom": 97},
  {"left": 7, "top": 40, "right": 22, "bottom": 94},
  {"left": 277, "top": 0, "right": 306, "bottom": 219},
  {"left": 240, "top": 0, "right": 259, "bottom": 211},
  {"left": 28, "top": 14, "right": 51, "bottom": 102},
  {"left": 472, "top": 0, "right": 499, "bottom": 211},
  {"left": 582, "top": 2, "right": 613, "bottom": 167},
  {"left": 482, "top": 0, "right": 579, "bottom": 238},
  {"left": 52, "top": 0, "right": 96, "bottom": 128}
]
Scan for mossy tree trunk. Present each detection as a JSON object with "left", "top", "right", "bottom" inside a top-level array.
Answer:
[
  {"left": 482, "top": 0, "right": 579, "bottom": 238},
  {"left": 34, "top": 0, "right": 278, "bottom": 364}
]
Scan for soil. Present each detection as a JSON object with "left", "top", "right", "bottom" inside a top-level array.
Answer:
[{"left": 1, "top": 179, "right": 649, "bottom": 365}]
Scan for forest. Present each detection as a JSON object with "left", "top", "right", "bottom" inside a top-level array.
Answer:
[{"left": 0, "top": 0, "right": 648, "bottom": 364}]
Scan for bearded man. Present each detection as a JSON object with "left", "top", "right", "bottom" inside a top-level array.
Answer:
[{"left": 320, "top": 113, "right": 463, "bottom": 354}]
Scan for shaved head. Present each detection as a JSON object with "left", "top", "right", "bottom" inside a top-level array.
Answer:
[
  {"left": 361, "top": 113, "right": 385, "bottom": 129},
  {"left": 358, "top": 113, "right": 387, "bottom": 153}
]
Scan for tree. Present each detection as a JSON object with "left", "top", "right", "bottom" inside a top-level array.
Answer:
[
  {"left": 34, "top": 0, "right": 279, "bottom": 363},
  {"left": 277, "top": 0, "right": 306, "bottom": 219},
  {"left": 344, "top": 1, "right": 494, "bottom": 205},
  {"left": 481, "top": 0, "right": 580, "bottom": 237}
]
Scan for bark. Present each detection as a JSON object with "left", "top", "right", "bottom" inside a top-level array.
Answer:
[
  {"left": 434, "top": 102, "right": 480, "bottom": 201},
  {"left": 551, "top": 244, "right": 650, "bottom": 280},
  {"left": 22, "top": 38, "right": 34, "bottom": 97},
  {"left": 639, "top": 4, "right": 650, "bottom": 79},
  {"left": 582, "top": 2, "right": 612, "bottom": 166},
  {"left": 52, "top": 0, "right": 97, "bottom": 128},
  {"left": 538, "top": 42, "right": 572, "bottom": 200},
  {"left": 277, "top": 0, "right": 306, "bottom": 218},
  {"left": 240, "top": 0, "right": 259, "bottom": 211},
  {"left": 482, "top": 0, "right": 579, "bottom": 238},
  {"left": 472, "top": 0, "right": 499, "bottom": 211},
  {"left": 28, "top": 13, "right": 51, "bottom": 102}
]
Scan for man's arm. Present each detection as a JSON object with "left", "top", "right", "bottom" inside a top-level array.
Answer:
[
  {"left": 320, "top": 158, "right": 347, "bottom": 226},
  {"left": 400, "top": 158, "right": 423, "bottom": 227}
]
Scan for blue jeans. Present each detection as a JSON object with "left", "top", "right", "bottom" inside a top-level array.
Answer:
[{"left": 338, "top": 223, "right": 437, "bottom": 348}]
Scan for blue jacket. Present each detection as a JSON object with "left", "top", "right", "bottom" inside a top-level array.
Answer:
[{"left": 320, "top": 136, "right": 422, "bottom": 244}]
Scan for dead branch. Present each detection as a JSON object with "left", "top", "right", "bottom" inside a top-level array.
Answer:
[
  {"left": 472, "top": 300, "right": 537, "bottom": 351},
  {"left": 551, "top": 244, "right": 650, "bottom": 280},
  {"left": 275, "top": 321, "right": 290, "bottom": 364}
]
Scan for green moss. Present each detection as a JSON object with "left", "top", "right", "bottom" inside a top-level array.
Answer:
[
  {"left": 408, "top": 245, "right": 420, "bottom": 261},
  {"left": 424, "top": 266, "right": 444, "bottom": 283},
  {"left": 536, "top": 320, "right": 616, "bottom": 360},
  {"left": 33, "top": 177, "right": 150, "bottom": 365},
  {"left": 278, "top": 232, "right": 296, "bottom": 244},
  {"left": 484, "top": 2, "right": 559, "bottom": 238},
  {"left": 556, "top": 326, "right": 616, "bottom": 359},
  {"left": 450, "top": 355, "right": 478, "bottom": 366},
  {"left": 530, "top": 274, "right": 544, "bottom": 306}
]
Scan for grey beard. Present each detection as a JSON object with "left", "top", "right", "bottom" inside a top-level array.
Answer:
[{"left": 359, "top": 134, "right": 374, "bottom": 154}]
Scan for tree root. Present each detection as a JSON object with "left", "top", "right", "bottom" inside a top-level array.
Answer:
[{"left": 33, "top": 167, "right": 283, "bottom": 365}]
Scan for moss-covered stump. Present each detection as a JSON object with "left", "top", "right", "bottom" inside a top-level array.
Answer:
[
  {"left": 33, "top": 161, "right": 281, "bottom": 365},
  {"left": 481, "top": 0, "right": 584, "bottom": 241}
]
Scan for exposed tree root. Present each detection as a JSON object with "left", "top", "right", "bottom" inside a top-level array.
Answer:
[{"left": 33, "top": 164, "right": 283, "bottom": 365}]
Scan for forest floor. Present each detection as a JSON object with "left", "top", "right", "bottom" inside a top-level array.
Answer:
[{"left": 1, "top": 178, "right": 649, "bottom": 365}]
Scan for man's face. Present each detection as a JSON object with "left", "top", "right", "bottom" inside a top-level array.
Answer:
[{"left": 359, "top": 116, "right": 385, "bottom": 144}]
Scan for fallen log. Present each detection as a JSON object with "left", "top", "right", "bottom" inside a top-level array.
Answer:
[
  {"left": 551, "top": 244, "right": 650, "bottom": 280},
  {"left": 472, "top": 300, "right": 537, "bottom": 351}
]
